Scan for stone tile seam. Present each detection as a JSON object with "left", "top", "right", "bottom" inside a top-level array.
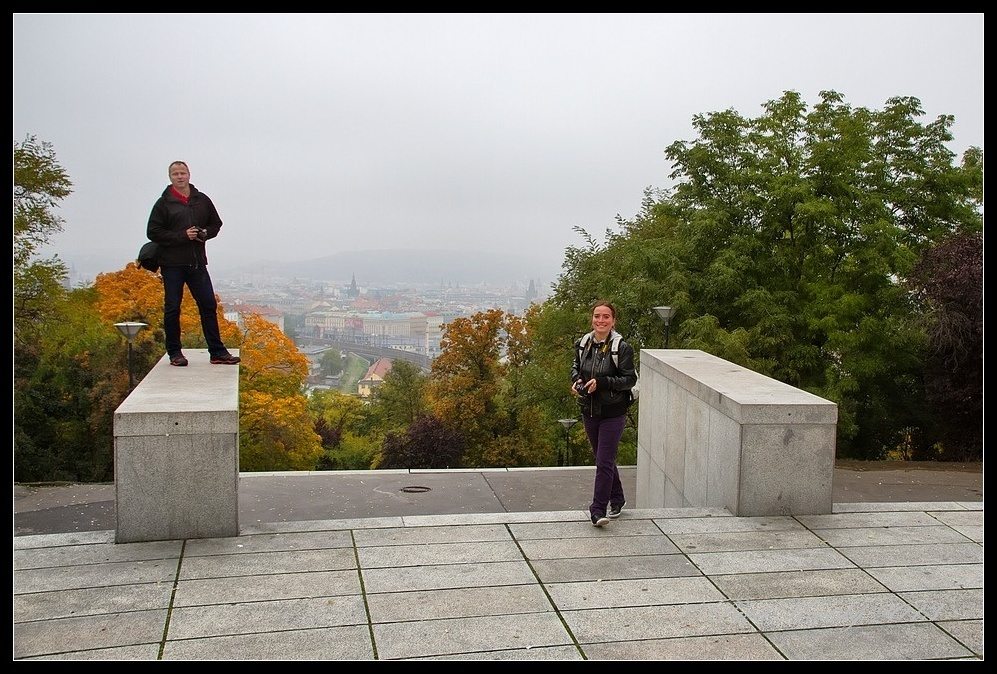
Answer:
[
  {"left": 158, "top": 539, "right": 187, "bottom": 660},
  {"left": 933, "top": 619, "right": 984, "bottom": 657},
  {"left": 351, "top": 529, "right": 380, "bottom": 661},
  {"left": 504, "top": 522, "right": 587, "bottom": 660}
]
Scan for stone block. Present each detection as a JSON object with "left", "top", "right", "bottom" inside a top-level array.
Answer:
[{"left": 114, "top": 350, "right": 240, "bottom": 543}]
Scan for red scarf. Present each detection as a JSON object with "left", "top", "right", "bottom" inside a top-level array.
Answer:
[{"left": 169, "top": 186, "right": 190, "bottom": 205}]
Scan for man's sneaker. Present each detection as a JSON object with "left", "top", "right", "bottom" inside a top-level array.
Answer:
[
  {"left": 210, "top": 354, "right": 241, "bottom": 365},
  {"left": 591, "top": 513, "right": 610, "bottom": 527},
  {"left": 608, "top": 501, "right": 626, "bottom": 519},
  {"left": 169, "top": 354, "right": 189, "bottom": 367}
]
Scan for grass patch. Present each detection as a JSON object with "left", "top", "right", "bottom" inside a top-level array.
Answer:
[{"left": 338, "top": 352, "right": 371, "bottom": 394}]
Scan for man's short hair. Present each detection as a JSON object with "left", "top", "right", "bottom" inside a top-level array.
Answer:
[{"left": 168, "top": 160, "right": 189, "bottom": 173}]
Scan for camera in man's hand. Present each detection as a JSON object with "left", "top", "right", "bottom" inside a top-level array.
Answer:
[{"left": 194, "top": 227, "right": 207, "bottom": 241}]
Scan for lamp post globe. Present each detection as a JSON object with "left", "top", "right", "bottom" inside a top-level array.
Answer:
[
  {"left": 557, "top": 418, "right": 578, "bottom": 467},
  {"left": 653, "top": 306, "right": 676, "bottom": 349},
  {"left": 114, "top": 322, "right": 148, "bottom": 390}
]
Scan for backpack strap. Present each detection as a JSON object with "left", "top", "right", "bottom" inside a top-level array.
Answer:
[
  {"left": 577, "top": 331, "right": 594, "bottom": 356},
  {"left": 609, "top": 332, "right": 622, "bottom": 368}
]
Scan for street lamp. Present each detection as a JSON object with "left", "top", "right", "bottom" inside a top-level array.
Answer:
[
  {"left": 114, "top": 322, "right": 148, "bottom": 390},
  {"left": 653, "top": 306, "right": 677, "bottom": 348},
  {"left": 557, "top": 418, "right": 578, "bottom": 467}
]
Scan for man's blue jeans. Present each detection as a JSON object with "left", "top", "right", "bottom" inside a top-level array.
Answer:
[
  {"left": 161, "top": 265, "right": 227, "bottom": 358},
  {"left": 583, "top": 414, "right": 627, "bottom": 518}
]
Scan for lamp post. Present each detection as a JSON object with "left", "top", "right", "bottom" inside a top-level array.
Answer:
[
  {"left": 114, "top": 322, "right": 148, "bottom": 390},
  {"left": 653, "top": 306, "right": 676, "bottom": 348},
  {"left": 557, "top": 418, "right": 578, "bottom": 467}
]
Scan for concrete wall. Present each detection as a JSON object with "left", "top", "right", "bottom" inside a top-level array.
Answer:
[
  {"left": 113, "top": 349, "right": 240, "bottom": 543},
  {"left": 637, "top": 349, "right": 837, "bottom": 516}
]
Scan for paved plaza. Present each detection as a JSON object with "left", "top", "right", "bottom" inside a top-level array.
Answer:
[{"left": 12, "top": 467, "right": 984, "bottom": 660}]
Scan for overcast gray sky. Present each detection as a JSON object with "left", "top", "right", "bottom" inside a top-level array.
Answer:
[{"left": 14, "top": 13, "right": 984, "bottom": 283}]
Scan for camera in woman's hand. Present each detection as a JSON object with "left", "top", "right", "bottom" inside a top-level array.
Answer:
[{"left": 573, "top": 380, "right": 588, "bottom": 397}]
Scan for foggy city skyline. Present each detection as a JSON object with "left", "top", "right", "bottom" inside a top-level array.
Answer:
[{"left": 14, "top": 13, "right": 984, "bottom": 284}]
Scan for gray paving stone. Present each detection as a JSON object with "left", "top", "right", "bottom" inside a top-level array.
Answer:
[
  {"left": 710, "top": 568, "right": 887, "bottom": 600},
  {"left": 353, "top": 524, "right": 511, "bottom": 547},
  {"left": 402, "top": 511, "right": 586, "bottom": 526},
  {"left": 179, "top": 547, "right": 356, "bottom": 579},
  {"left": 359, "top": 540, "right": 523, "bottom": 568},
  {"left": 532, "top": 554, "right": 700, "bottom": 583},
  {"left": 367, "top": 584, "right": 553, "bottom": 623},
  {"left": 670, "top": 530, "right": 826, "bottom": 553},
  {"left": 631, "top": 507, "right": 733, "bottom": 519},
  {"left": 926, "top": 511, "right": 983, "bottom": 526},
  {"left": 14, "top": 540, "right": 181, "bottom": 570},
  {"left": 582, "top": 633, "right": 784, "bottom": 660},
  {"left": 413, "top": 645, "right": 583, "bottom": 660},
  {"left": 948, "top": 525, "right": 983, "bottom": 542},
  {"left": 241, "top": 517, "right": 404, "bottom": 534},
  {"left": 564, "top": 602, "right": 754, "bottom": 643},
  {"left": 184, "top": 530, "right": 353, "bottom": 556},
  {"left": 937, "top": 619, "right": 983, "bottom": 657},
  {"left": 736, "top": 593, "right": 925, "bottom": 630},
  {"left": 812, "top": 525, "right": 973, "bottom": 547},
  {"left": 519, "top": 534, "right": 678, "bottom": 560},
  {"left": 837, "top": 542, "right": 983, "bottom": 568},
  {"left": 362, "top": 560, "right": 537, "bottom": 594},
  {"left": 14, "top": 558, "right": 179, "bottom": 594},
  {"left": 546, "top": 576, "right": 724, "bottom": 610},
  {"left": 162, "top": 625, "right": 374, "bottom": 660},
  {"left": 373, "top": 612, "right": 572, "bottom": 659},
  {"left": 14, "top": 609, "right": 168, "bottom": 659},
  {"left": 865, "top": 563, "right": 983, "bottom": 592},
  {"left": 898, "top": 588, "right": 984, "bottom": 621},
  {"left": 653, "top": 516, "right": 803, "bottom": 534},
  {"left": 955, "top": 501, "right": 982, "bottom": 510},
  {"left": 765, "top": 622, "right": 973, "bottom": 660},
  {"left": 14, "top": 530, "right": 116, "bottom": 550},
  {"left": 173, "top": 569, "right": 362, "bottom": 606},
  {"left": 15, "top": 583, "right": 173, "bottom": 622},
  {"left": 832, "top": 502, "right": 968, "bottom": 513},
  {"left": 689, "top": 547, "right": 854, "bottom": 575},
  {"left": 796, "top": 512, "right": 940, "bottom": 529},
  {"left": 21, "top": 644, "right": 162, "bottom": 660},
  {"left": 509, "top": 520, "right": 664, "bottom": 540},
  {"left": 167, "top": 595, "right": 368, "bottom": 639}
]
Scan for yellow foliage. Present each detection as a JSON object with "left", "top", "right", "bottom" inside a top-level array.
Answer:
[
  {"left": 239, "top": 313, "right": 308, "bottom": 397},
  {"left": 93, "top": 262, "right": 240, "bottom": 351},
  {"left": 240, "top": 389, "right": 322, "bottom": 471}
]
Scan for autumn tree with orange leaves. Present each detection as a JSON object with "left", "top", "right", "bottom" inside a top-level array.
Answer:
[
  {"left": 92, "top": 262, "right": 241, "bottom": 381},
  {"left": 238, "top": 313, "right": 323, "bottom": 470},
  {"left": 428, "top": 308, "right": 552, "bottom": 467}
]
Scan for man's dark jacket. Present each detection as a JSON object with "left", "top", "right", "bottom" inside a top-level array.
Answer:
[{"left": 146, "top": 184, "right": 222, "bottom": 268}]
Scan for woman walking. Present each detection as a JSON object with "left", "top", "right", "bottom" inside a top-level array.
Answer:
[{"left": 571, "top": 301, "right": 638, "bottom": 526}]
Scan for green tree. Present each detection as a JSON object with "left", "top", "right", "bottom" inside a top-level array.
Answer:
[
  {"left": 309, "top": 389, "right": 378, "bottom": 470},
  {"left": 14, "top": 288, "right": 124, "bottom": 482},
  {"left": 370, "top": 360, "right": 428, "bottom": 430},
  {"left": 14, "top": 135, "right": 71, "bottom": 352},
  {"left": 543, "top": 91, "right": 982, "bottom": 459}
]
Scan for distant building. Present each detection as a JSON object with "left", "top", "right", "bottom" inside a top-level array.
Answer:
[
  {"left": 225, "top": 303, "right": 285, "bottom": 333},
  {"left": 358, "top": 358, "right": 393, "bottom": 398},
  {"left": 526, "top": 279, "right": 538, "bottom": 300},
  {"left": 347, "top": 273, "right": 360, "bottom": 299}
]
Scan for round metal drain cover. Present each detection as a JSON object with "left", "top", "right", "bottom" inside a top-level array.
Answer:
[{"left": 400, "top": 486, "right": 432, "bottom": 494}]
